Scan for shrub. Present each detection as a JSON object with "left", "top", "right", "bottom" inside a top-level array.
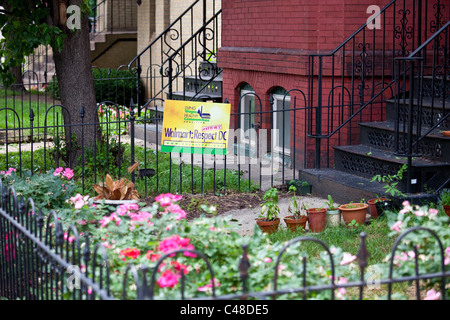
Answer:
[{"left": 46, "top": 68, "right": 145, "bottom": 106}]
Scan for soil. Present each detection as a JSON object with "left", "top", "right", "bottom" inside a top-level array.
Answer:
[{"left": 143, "top": 189, "right": 291, "bottom": 220}]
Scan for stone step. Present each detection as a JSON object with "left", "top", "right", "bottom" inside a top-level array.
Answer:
[
  {"left": 333, "top": 144, "right": 450, "bottom": 193},
  {"left": 385, "top": 98, "right": 450, "bottom": 129},
  {"left": 298, "top": 168, "right": 439, "bottom": 206},
  {"left": 359, "top": 121, "right": 450, "bottom": 162}
]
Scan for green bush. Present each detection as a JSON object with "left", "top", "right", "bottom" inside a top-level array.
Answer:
[{"left": 46, "top": 68, "right": 145, "bottom": 106}]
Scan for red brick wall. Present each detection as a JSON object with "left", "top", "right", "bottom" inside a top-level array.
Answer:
[{"left": 219, "top": 0, "right": 392, "bottom": 169}]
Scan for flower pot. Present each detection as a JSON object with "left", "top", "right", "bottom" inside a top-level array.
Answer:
[
  {"left": 283, "top": 215, "right": 308, "bottom": 232},
  {"left": 339, "top": 203, "right": 369, "bottom": 228},
  {"left": 444, "top": 205, "right": 450, "bottom": 218},
  {"left": 367, "top": 198, "right": 388, "bottom": 219},
  {"left": 256, "top": 218, "right": 280, "bottom": 234},
  {"left": 306, "top": 208, "right": 327, "bottom": 233},
  {"left": 326, "top": 209, "right": 341, "bottom": 227}
]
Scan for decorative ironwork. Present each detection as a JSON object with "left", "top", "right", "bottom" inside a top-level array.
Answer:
[{"left": 395, "top": 8, "right": 414, "bottom": 57}]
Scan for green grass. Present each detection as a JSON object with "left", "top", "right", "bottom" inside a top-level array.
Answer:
[
  {"left": 268, "top": 217, "right": 395, "bottom": 265},
  {"left": 0, "top": 140, "right": 260, "bottom": 197}
]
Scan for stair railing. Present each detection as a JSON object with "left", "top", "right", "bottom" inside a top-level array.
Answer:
[
  {"left": 394, "top": 20, "right": 450, "bottom": 193},
  {"left": 158, "top": 10, "right": 222, "bottom": 102},
  {"left": 127, "top": 0, "right": 222, "bottom": 115},
  {"left": 307, "top": 0, "right": 448, "bottom": 169}
]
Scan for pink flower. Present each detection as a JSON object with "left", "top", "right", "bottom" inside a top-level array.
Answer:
[
  {"left": 428, "top": 208, "right": 439, "bottom": 219},
  {"left": 391, "top": 221, "right": 403, "bottom": 232},
  {"left": 164, "top": 204, "right": 187, "bottom": 220},
  {"left": 156, "top": 269, "right": 180, "bottom": 288},
  {"left": 62, "top": 168, "right": 74, "bottom": 180},
  {"left": 444, "top": 247, "right": 450, "bottom": 266},
  {"left": 54, "top": 167, "right": 64, "bottom": 176},
  {"left": 424, "top": 289, "right": 441, "bottom": 300},
  {"left": 158, "top": 235, "right": 196, "bottom": 258},
  {"left": 340, "top": 253, "right": 357, "bottom": 265},
  {"left": 197, "top": 278, "right": 221, "bottom": 292},
  {"left": 263, "top": 257, "right": 272, "bottom": 263},
  {"left": 70, "top": 194, "right": 89, "bottom": 209},
  {"left": 414, "top": 210, "right": 425, "bottom": 217},
  {"left": 155, "top": 193, "right": 182, "bottom": 207},
  {"left": 116, "top": 203, "right": 139, "bottom": 216}
]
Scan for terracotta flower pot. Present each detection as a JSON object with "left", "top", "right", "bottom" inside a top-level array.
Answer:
[
  {"left": 283, "top": 215, "right": 308, "bottom": 232},
  {"left": 256, "top": 218, "right": 280, "bottom": 234},
  {"left": 444, "top": 205, "right": 450, "bottom": 218},
  {"left": 339, "top": 203, "right": 369, "bottom": 228},
  {"left": 306, "top": 208, "right": 327, "bottom": 233},
  {"left": 367, "top": 198, "right": 388, "bottom": 219}
]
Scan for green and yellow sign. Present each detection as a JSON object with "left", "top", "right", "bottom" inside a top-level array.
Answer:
[{"left": 161, "top": 100, "right": 231, "bottom": 155}]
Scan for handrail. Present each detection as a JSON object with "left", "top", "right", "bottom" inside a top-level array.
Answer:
[
  {"left": 160, "top": 10, "right": 222, "bottom": 73},
  {"left": 127, "top": 0, "right": 201, "bottom": 68},
  {"left": 407, "top": 20, "right": 450, "bottom": 58}
]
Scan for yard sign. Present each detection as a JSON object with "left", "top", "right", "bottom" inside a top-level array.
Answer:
[{"left": 161, "top": 100, "right": 231, "bottom": 155}]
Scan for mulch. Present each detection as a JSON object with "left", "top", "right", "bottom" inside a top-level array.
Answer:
[{"left": 142, "top": 189, "right": 291, "bottom": 220}]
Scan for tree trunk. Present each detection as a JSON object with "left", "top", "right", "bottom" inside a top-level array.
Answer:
[{"left": 52, "top": 0, "right": 99, "bottom": 168}]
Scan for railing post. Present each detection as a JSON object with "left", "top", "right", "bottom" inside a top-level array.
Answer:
[
  {"left": 315, "top": 56, "right": 323, "bottom": 169},
  {"left": 203, "top": 0, "right": 207, "bottom": 61},
  {"left": 130, "top": 99, "right": 136, "bottom": 184}
]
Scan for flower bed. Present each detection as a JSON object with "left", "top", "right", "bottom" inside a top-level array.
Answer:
[{"left": 1, "top": 168, "right": 450, "bottom": 300}]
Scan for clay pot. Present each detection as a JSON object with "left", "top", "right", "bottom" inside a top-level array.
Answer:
[
  {"left": 339, "top": 203, "right": 369, "bottom": 228},
  {"left": 306, "top": 208, "right": 327, "bottom": 233},
  {"left": 367, "top": 198, "right": 388, "bottom": 219},
  {"left": 256, "top": 218, "right": 280, "bottom": 234},
  {"left": 284, "top": 215, "right": 308, "bottom": 232},
  {"left": 444, "top": 205, "right": 450, "bottom": 218}
]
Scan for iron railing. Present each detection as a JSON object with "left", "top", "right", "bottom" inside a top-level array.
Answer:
[
  {"left": 307, "top": 0, "right": 449, "bottom": 170},
  {"left": 127, "top": 0, "right": 222, "bottom": 115},
  {"left": 394, "top": 20, "right": 450, "bottom": 193},
  {"left": 1, "top": 180, "right": 449, "bottom": 300}
]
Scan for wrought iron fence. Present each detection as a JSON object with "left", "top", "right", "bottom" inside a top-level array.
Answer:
[
  {"left": 0, "top": 86, "right": 313, "bottom": 198},
  {"left": 1, "top": 179, "right": 449, "bottom": 300}
]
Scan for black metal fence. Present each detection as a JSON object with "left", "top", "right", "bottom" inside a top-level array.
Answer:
[{"left": 1, "top": 179, "right": 449, "bottom": 300}]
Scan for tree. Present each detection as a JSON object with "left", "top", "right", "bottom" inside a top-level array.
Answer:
[{"left": 0, "top": 0, "right": 98, "bottom": 165}]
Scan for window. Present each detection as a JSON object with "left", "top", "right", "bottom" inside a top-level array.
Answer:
[{"left": 272, "top": 88, "right": 291, "bottom": 155}]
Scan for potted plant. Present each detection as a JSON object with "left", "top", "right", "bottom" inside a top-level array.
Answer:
[
  {"left": 286, "top": 179, "right": 311, "bottom": 196},
  {"left": 440, "top": 190, "right": 450, "bottom": 217},
  {"left": 256, "top": 188, "right": 280, "bottom": 234},
  {"left": 338, "top": 201, "right": 369, "bottom": 228},
  {"left": 324, "top": 195, "right": 341, "bottom": 227},
  {"left": 93, "top": 164, "right": 140, "bottom": 211},
  {"left": 369, "top": 164, "right": 407, "bottom": 218},
  {"left": 306, "top": 206, "right": 327, "bottom": 233},
  {"left": 283, "top": 186, "right": 308, "bottom": 232}
]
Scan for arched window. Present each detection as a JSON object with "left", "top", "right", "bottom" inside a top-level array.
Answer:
[
  {"left": 239, "top": 83, "right": 255, "bottom": 140},
  {"left": 271, "top": 87, "right": 291, "bottom": 155}
]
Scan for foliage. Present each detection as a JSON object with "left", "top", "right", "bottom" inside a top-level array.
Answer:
[
  {"left": 93, "top": 164, "right": 140, "bottom": 201},
  {"left": 325, "top": 195, "right": 338, "bottom": 210},
  {"left": 371, "top": 164, "right": 407, "bottom": 198},
  {"left": 0, "top": 167, "right": 77, "bottom": 214},
  {"left": 440, "top": 190, "right": 450, "bottom": 206},
  {"left": 46, "top": 68, "right": 144, "bottom": 106},
  {"left": 372, "top": 201, "right": 450, "bottom": 299},
  {"left": 0, "top": 1, "right": 64, "bottom": 86},
  {"left": 287, "top": 185, "right": 307, "bottom": 218},
  {"left": 258, "top": 188, "right": 280, "bottom": 221}
]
